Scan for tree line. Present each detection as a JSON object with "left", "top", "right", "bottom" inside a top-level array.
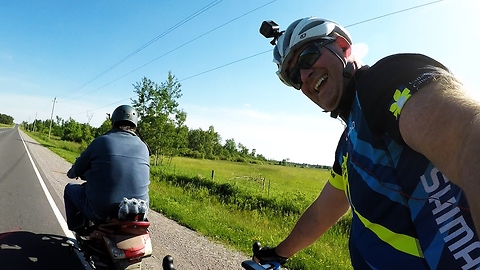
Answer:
[{"left": 0, "top": 113, "right": 14, "bottom": 125}]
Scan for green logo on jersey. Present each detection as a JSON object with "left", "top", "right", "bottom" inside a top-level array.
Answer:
[{"left": 389, "top": 87, "right": 411, "bottom": 119}]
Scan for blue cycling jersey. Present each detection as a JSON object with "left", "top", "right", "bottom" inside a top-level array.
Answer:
[{"left": 328, "top": 54, "right": 480, "bottom": 269}]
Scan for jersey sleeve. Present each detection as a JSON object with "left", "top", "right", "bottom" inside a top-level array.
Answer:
[
  {"left": 357, "top": 53, "right": 449, "bottom": 144},
  {"left": 328, "top": 129, "right": 347, "bottom": 191},
  {"left": 328, "top": 161, "right": 344, "bottom": 191}
]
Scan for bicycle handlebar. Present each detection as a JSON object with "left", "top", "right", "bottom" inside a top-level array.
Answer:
[
  {"left": 242, "top": 242, "right": 282, "bottom": 270},
  {"left": 241, "top": 259, "right": 281, "bottom": 270}
]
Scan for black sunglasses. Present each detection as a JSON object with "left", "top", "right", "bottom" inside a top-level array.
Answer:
[{"left": 288, "top": 38, "right": 336, "bottom": 89}]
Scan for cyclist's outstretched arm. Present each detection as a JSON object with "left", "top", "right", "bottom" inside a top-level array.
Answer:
[
  {"left": 400, "top": 73, "right": 480, "bottom": 235},
  {"left": 274, "top": 182, "right": 349, "bottom": 258}
]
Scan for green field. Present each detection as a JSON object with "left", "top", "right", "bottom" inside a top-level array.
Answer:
[{"left": 24, "top": 130, "right": 352, "bottom": 270}]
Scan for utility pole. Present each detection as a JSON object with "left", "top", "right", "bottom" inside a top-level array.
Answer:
[
  {"left": 32, "top": 112, "right": 38, "bottom": 132},
  {"left": 48, "top": 97, "right": 57, "bottom": 138}
]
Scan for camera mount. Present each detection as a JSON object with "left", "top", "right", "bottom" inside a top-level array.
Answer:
[{"left": 259, "top": 20, "right": 284, "bottom": 45}]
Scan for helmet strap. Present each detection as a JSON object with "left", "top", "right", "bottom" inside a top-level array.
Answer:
[
  {"left": 329, "top": 61, "right": 358, "bottom": 121},
  {"left": 343, "top": 61, "right": 355, "bottom": 79}
]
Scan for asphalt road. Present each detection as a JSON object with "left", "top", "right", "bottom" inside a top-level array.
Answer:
[{"left": 0, "top": 126, "right": 85, "bottom": 270}]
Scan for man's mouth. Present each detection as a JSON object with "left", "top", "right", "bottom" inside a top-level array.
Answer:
[{"left": 314, "top": 74, "right": 328, "bottom": 91}]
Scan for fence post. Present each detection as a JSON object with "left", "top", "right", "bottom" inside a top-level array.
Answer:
[
  {"left": 211, "top": 170, "right": 215, "bottom": 181},
  {"left": 268, "top": 179, "right": 271, "bottom": 197}
]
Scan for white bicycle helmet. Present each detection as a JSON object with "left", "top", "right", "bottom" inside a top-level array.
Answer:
[{"left": 273, "top": 17, "right": 352, "bottom": 89}]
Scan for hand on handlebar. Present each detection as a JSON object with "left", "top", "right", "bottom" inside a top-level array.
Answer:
[{"left": 252, "top": 242, "right": 288, "bottom": 265}]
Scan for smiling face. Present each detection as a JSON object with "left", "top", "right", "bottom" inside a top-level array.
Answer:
[{"left": 287, "top": 37, "right": 351, "bottom": 111}]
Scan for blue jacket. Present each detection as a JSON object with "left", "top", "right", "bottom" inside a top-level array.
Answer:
[{"left": 67, "top": 129, "right": 150, "bottom": 219}]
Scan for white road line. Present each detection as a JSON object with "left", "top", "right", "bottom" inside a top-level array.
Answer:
[
  {"left": 18, "top": 131, "right": 89, "bottom": 269},
  {"left": 19, "top": 132, "right": 74, "bottom": 239}
]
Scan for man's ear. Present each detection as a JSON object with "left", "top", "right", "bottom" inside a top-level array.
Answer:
[{"left": 336, "top": 36, "right": 352, "bottom": 57}]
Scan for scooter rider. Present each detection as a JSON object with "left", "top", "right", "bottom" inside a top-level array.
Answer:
[{"left": 64, "top": 104, "right": 150, "bottom": 232}]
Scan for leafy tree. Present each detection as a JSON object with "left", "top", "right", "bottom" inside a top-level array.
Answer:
[
  {"left": 35, "top": 119, "right": 47, "bottom": 133},
  {"left": 62, "top": 118, "right": 83, "bottom": 142},
  {"left": 81, "top": 123, "right": 94, "bottom": 144},
  {"left": 172, "top": 111, "right": 189, "bottom": 157},
  {"left": 131, "top": 72, "right": 183, "bottom": 162},
  {"left": 256, "top": 153, "right": 267, "bottom": 161},
  {"left": 224, "top": 138, "right": 237, "bottom": 154},
  {"left": 52, "top": 116, "right": 64, "bottom": 137},
  {"left": 238, "top": 142, "right": 249, "bottom": 156},
  {"left": 206, "top": 126, "right": 222, "bottom": 159},
  {"left": 187, "top": 128, "right": 208, "bottom": 158},
  {"left": 281, "top": 158, "right": 291, "bottom": 166},
  {"left": 0, "top": 113, "right": 14, "bottom": 125}
]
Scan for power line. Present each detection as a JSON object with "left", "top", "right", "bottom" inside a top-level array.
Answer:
[
  {"left": 177, "top": 0, "right": 444, "bottom": 82},
  {"left": 58, "top": 0, "right": 443, "bottom": 120},
  {"left": 62, "top": 0, "right": 278, "bottom": 103},
  {"left": 344, "top": 0, "right": 443, "bottom": 28},
  {"left": 61, "top": 49, "right": 274, "bottom": 117},
  {"left": 179, "top": 49, "right": 273, "bottom": 82},
  {"left": 57, "top": 0, "right": 224, "bottom": 99}
]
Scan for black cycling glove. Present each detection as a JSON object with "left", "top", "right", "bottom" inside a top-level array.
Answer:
[{"left": 253, "top": 245, "right": 288, "bottom": 265}]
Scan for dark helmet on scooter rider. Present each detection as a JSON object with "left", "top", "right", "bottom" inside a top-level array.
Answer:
[
  {"left": 272, "top": 16, "right": 352, "bottom": 90},
  {"left": 111, "top": 105, "right": 138, "bottom": 128}
]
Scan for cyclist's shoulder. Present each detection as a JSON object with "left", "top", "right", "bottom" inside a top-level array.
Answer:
[
  {"left": 363, "top": 53, "right": 447, "bottom": 79},
  {"left": 354, "top": 53, "right": 447, "bottom": 112}
]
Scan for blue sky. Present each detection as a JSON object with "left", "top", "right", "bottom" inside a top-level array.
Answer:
[{"left": 1, "top": 0, "right": 478, "bottom": 166}]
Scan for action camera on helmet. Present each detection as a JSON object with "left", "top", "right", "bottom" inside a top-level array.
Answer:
[{"left": 260, "top": 20, "right": 283, "bottom": 45}]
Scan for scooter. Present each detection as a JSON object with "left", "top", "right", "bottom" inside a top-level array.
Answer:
[{"left": 68, "top": 198, "right": 153, "bottom": 270}]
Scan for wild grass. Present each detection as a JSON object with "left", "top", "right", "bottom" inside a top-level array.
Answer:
[{"left": 24, "top": 130, "right": 352, "bottom": 269}]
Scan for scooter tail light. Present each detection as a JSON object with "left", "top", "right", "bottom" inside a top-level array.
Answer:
[{"left": 124, "top": 248, "right": 145, "bottom": 259}]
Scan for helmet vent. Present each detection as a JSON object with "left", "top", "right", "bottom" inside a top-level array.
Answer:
[{"left": 298, "top": 20, "right": 326, "bottom": 37}]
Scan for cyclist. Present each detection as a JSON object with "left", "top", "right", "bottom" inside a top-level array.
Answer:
[
  {"left": 254, "top": 16, "right": 480, "bottom": 269},
  {"left": 64, "top": 104, "right": 150, "bottom": 232}
]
